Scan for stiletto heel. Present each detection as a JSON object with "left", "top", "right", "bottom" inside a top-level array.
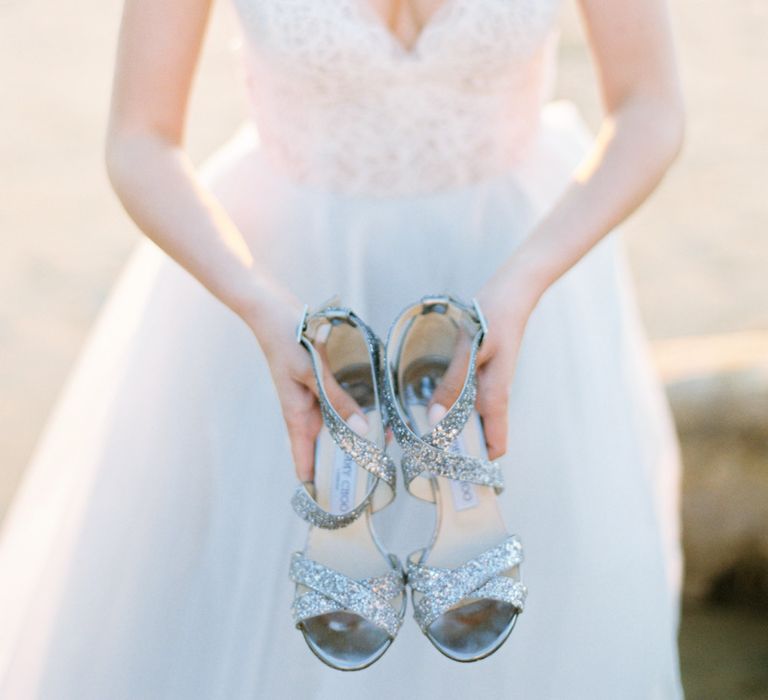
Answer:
[
  {"left": 289, "top": 300, "right": 405, "bottom": 671},
  {"left": 382, "top": 294, "right": 526, "bottom": 662}
]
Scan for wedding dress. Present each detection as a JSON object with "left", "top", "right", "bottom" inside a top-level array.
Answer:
[{"left": 0, "top": 0, "right": 685, "bottom": 697}]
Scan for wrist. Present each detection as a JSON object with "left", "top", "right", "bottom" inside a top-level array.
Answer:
[
  {"left": 228, "top": 274, "right": 302, "bottom": 340},
  {"left": 490, "top": 246, "right": 554, "bottom": 315}
]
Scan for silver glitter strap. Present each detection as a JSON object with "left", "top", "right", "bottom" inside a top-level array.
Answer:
[
  {"left": 290, "top": 552, "right": 406, "bottom": 638},
  {"left": 383, "top": 295, "right": 504, "bottom": 498},
  {"left": 406, "top": 536, "right": 527, "bottom": 632},
  {"left": 292, "top": 301, "right": 396, "bottom": 529},
  {"left": 400, "top": 441, "right": 503, "bottom": 491}
]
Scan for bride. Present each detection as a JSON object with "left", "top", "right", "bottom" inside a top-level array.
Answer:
[{"left": 0, "top": 0, "right": 686, "bottom": 697}]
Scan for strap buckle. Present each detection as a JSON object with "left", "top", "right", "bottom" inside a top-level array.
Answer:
[
  {"left": 295, "top": 303, "right": 310, "bottom": 344},
  {"left": 471, "top": 297, "right": 488, "bottom": 342},
  {"left": 296, "top": 294, "right": 349, "bottom": 345}
]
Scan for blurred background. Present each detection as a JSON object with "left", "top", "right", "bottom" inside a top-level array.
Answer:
[{"left": 1, "top": 0, "right": 766, "bottom": 696}]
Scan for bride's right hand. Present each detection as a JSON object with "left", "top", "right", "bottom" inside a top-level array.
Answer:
[{"left": 248, "top": 292, "right": 367, "bottom": 484}]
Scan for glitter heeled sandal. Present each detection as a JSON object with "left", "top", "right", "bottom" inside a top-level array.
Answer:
[
  {"left": 289, "top": 300, "right": 405, "bottom": 671},
  {"left": 382, "top": 294, "right": 527, "bottom": 662}
]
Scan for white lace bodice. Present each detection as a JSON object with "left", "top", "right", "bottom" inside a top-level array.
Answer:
[{"left": 231, "top": 0, "right": 564, "bottom": 196}]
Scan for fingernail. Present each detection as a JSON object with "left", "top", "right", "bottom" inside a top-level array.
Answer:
[
  {"left": 301, "top": 480, "right": 316, "bottom": 499},
  {"left": 428, "top": 403, "right": 447, "bottom": 426},
  {"left": 315, "top": 323, "right": 331, "bottom": 343},
  {"left": 348, "top": 412, "right": 369, "bottom": 436}
]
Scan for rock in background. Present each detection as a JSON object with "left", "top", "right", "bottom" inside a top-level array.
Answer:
[{"left": 655, "top": 332, "right": 768, "bottom": 607}]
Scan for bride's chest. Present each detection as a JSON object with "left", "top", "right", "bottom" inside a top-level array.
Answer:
[{"left": 231, "top": 0, "right": 563, "bottom": 82}]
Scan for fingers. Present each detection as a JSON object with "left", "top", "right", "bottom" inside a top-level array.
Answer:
[
  {"left": 428, "top": 330, "right": 512, "bottom": 459},
  {"left": 282, "top": 343, "right": 369, "bottom": 483},
  {"left": 281, "top": 383, "right": 323, "bottom": 482},
  {"left": 304, "top": 340, "right": 369, "bottom": 434},
  {"left": 429, "top": 332, "right": 473, "bottom": 418},
  {"left": 321, "top": 368, "right": 369, "bottom": 436},
  {"left": 284, "top": 376, "right": 368, "bottom": 483},
  {"left": 476, "top": 358, "right": 512, "bottom": 460}
]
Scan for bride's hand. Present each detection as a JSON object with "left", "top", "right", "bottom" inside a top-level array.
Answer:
[
  {"left": 428, "top": 275, "right": 539, "bottom": 460},
  {"left": 248, "top": 291, "right": 366, "bottom": 483}
]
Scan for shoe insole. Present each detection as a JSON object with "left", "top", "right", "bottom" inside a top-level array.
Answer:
[
  {"left": 300, "top": 351, "right": 389, "bottom": 570},
  {"left": 306, "top": 406, "right": 389, "bottom": 578}
]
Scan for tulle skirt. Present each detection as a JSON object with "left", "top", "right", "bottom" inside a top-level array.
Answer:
[{"left": 0, "top": 101, "right": 684, "bottom": 699}]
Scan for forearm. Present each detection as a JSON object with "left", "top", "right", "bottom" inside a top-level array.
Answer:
[
  {"left": 492, "top": 96, "right": 685, "bottom": 310},
  {"left": 104, "top": 131, "right": 296, "bottom": 330}
]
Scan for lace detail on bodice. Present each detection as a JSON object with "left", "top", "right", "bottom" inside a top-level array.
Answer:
[{"left": 230, "top": 0, "right": 563, "bottom": 196}]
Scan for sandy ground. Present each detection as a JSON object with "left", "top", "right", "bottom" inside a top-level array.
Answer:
[{"left": 1, "top": 0, "right": 767, "bottom": 696}]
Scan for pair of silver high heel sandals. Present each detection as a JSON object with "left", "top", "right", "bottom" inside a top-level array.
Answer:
[{"left": 289, "top": 294, "right": 527, "bottom": 671}]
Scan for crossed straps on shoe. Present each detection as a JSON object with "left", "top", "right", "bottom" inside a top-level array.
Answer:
[
  {"left": 382, "top": 296, "right": 526, "bottom": 633},
  {"left": 290, "top": 552, "right": 406, "bottom": 638},
  {"left": 381, "top": 294, "right": 504, "bottom": 500},
  {"left": 291, "top": 300, "right": 397, "bottom": 530},
  {"left": 406, "top": 536, "right": 527, "bottom": 633},
  {"left": 290, "top": 301, "right": 405, "bottom": 638}
]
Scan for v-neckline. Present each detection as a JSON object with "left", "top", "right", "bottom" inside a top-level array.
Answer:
[{"left": 354, "top": 0, "right": 460, "bottom": 60}]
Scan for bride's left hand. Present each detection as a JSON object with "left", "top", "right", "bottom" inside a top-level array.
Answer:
[{"left": 428, "top": 274, "right": 538, "bottom": 460}]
